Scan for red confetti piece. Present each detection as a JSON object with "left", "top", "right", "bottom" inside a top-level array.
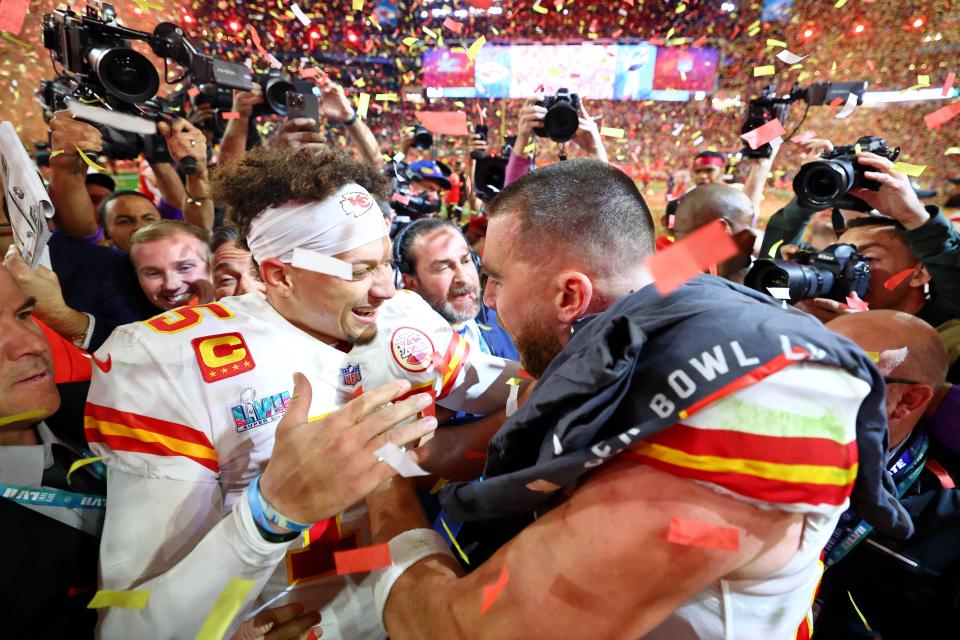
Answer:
[
  {"left": 883, "top": 268, "right": 915, "bottom": 291},
  {"left": 443, "top": 17, "right": 463, "bottom": 34},
  {"left": 300, "top": 67, "right": 323, "bottom": 79},
  {"left": 414, "top": 111, "right": 469, "bottom": 136},
  {"left": 829, "top": 96, "right": 844, "bottom": 107},
  {"left": 926, "top": 459, "right": 956, "bottom": 489},
  {"left": 943, "top": 72, "right": 956, "bottom": 98},
  {"left": 667, "top": 516, "right": 740, "bottom": 551},
  {"left": 306, "top": 630, "right": 318, "bottom": 640},
  {"left": 744, "top": 121, "right": 787, "bottom": 150},
  {"left": 221, "top": 112, "right": 241, "bottom": 120},
  {"left": 334, "top": 543, "right": 392, "bottom": 575},
  {"left": 925, "top": 102, "right": 960, "bottom": 130},
  {"left": 464, "top": 0, "right": 492, "bottom": 8},
  {"left": 481, "top": 567, "right": 509, "bottom": 614},
  {"left": 844, "top": 292, "right": 870, "bottom": 312},
  {"left": 0, "top": 0, "right": 29, "bottom": 35},
  {"left": 187, "top": 86, "right": 201, "bottom": 98},
  {"left": 644, "top": 220, "right": 740, "bottom": 296},
  {"left": 791, "top": 130, "right": 817, "bottom": 144}
]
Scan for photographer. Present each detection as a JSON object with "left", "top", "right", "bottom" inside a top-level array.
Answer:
[
  {"left": 759, "top": 149, "right": 960, "bottom": 332},
  {"left": 270, "top": 76, "right": 381, "bottom": 167},
  {"left": 217, "top": 83, "right": 265, "bottom": 167},
  {"left": 504, "top": 96, "right": 608, "bottom": 188}
]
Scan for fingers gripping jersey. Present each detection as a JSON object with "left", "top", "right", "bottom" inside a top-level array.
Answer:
[{"left": 85, "top": 292, "right": 520, "bottom": 639}]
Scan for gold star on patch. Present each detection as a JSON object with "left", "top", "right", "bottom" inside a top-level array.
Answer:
[
  {"left": 233, "top": 363, "right": 240, "bottom": 371},
  {"left": 208, "top": 370, "right": 218, "bottom": 378},
  {"left": 221, "top": 368, "right": 228, "bottom": 374},
  {"left": 243, "top": 361, "right": 251, "bottom": 367}
]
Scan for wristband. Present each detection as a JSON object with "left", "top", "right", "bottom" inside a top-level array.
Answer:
[
  {"left": 341, "top": 112, "right": 358, "bottom": 127},
  {"left": 372, "top": 528, "right": 454, "bottom": 627},
  {"left": 248, "top": 475, "right": 312, "bottom": 537},
  {"left": 244, "top": 482, "right": 299, "bottom": 543}
]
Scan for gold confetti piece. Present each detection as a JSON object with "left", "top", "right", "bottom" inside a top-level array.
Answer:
[
  {"left": 946, "top": 147, "right": 960, "bottom": 156},
  {"left": 356, "top": 93, "right": 370, "bottom": 120},
  {"left": 506, "top": 377, "right": 523, "bottom": 386},
  {"left": 766, "top": 39, "right": 787, "bottom": 47},
  {"left": 402, "top": 36, "right": 419, "bottom": 47},
  {"left": 67, "top": 457, "right": 105, "bottom": 487},
  {"left": 666, "top": 27, "right": 675, "bottom": 40},
  {"left": 87, "top": 590, "right": 151, "bottom": 610},
  {"left": 375, "top": 93, "right": 399, "bottom": 101},
  {"left": 75, "top": 145, "right": 107, "bottom": 172},
  {"left": 834, "top": 0, "right": 848, "bottom": 7},
  {"left": 352, "top": 0, "right": 363, "bottom": 9},
  {"left": 600, "top": 127, "right": 625, "bottom": 138},
  {"left": 50, "top": 150, "right": 64, "bottom": 157},
  {"left": 429, "top": 478, "right": 449, "bottom": 494},
  {"left": 0, "top": 409, "right": 48, "bottom": 427},
  {"left": 754, "top": 65, "right": 776, "bottom": 77},
  {"left": 854, "top": 143, "right": 862, "bottom": 155},
  {"left": 195, "top": 578, "right": 256, "bottom": 640},
  {"left": 466, "top": 35, "right": 486, "bottom": 61},
  {"left": 890, "top": 162, "right": 926, "bottom": 177},
  {"left": 865, "top": 351, "right": 880, "bottom": 363},
  {"left": 532, "top": 2, "right": 547, "bottom": 14},
  {"left": 767, "top": 239, "right": 784, "bottom": 259},
  {"left": 422, "top": 26, "right": 437, "bottom": 39},
  {"left": 440, "top": 518, "right": 470, "bottom": 565},
  {"left": 523, "top": 142, "right": 537, "bottom": 154},
  {"left": 848, "top": 591, "right": 874, "bottom": 632},
  {"left": 917, "top": 75, "right": 930, "bottom": 86},
  {"left": 675, "top": 3, "right": 686, "bottom": 13}
]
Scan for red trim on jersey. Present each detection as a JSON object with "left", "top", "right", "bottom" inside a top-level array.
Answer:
[
  {"left": 84, "top": 430, "right": 220, "bottom": 474},
  {"left": 85, "top": 403, "right": 215, "bottom": 449},
  {"left": 437, "top": 332, "right": 470, "bottom": 400}
]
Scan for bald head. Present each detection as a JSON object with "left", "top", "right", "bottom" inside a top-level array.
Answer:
[
  {"left": 827, "top": 310, "right": 947, "bottom": 387},
  {"left": 674, "top": 184, "right": 754, "bottom": 240}
]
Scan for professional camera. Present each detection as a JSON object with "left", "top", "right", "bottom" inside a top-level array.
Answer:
[
  {"left": 535, "top": 88, "right": 581, "bottom": 143},
  {"left": 41, "top": 2, "right": 251, "bottom": 168},
  {"left": 252, "top": 70, "right": 298, "bottom": 117},
  {"left": 385, "top": 161, "right": 440, "bottom": 218},
  {"left": 740, "top": 81, "right": 868, "bottom": 159},
  {"left": 793, "top": 136, "right": 900, "bottom": 211},
  {"left": 744, "top": 243, "right": 871, "bottom": 304},
  {"left": 411, "top": 125, "right": 433, "bottom": 150}
]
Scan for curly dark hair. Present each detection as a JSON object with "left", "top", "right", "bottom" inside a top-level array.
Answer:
[{"left": 211, "top": 145, "right": 389, "bottom": 250}]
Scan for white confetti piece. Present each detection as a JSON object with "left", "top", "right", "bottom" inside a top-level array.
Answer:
[{"left": 775, "top": 50, "right": 808, "bottom": 65}]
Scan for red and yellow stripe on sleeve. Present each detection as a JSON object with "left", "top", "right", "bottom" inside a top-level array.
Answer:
[
  {"left": 437, "top": 331, "right": 470, "bottom": 400},
  {"left": 626, "top": 423, "right": 858, "bottom": 508},
  {"left": 85, "top": 403, "right": 219, "bottom": 473}
]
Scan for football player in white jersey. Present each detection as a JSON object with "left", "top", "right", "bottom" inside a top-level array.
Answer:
[{"left": 85, "top": 146, "right": 523, "bottom": 639}]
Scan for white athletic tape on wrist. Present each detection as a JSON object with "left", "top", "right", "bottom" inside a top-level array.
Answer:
[
  {"left": 373, "top": 528, "right": 454, "bottom": 628},
  {"left": 375, "top": 442, "right": 430, "bottom": 477}
]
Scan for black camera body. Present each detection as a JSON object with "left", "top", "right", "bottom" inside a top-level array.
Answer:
[
  {"left": 252, "top": 70, "right": 299, "bottom": 117},
  {"left": 412, "top": 125, "right": 433, "bottom": 151},
  {"left": 793, "top": 136, "right": 900, "bottom": 212},
  {"left": 744, "top": 243, "right": 871, "bottom": 303},
  {"left": 535, "top": 88, "right": 581, "bottom": 143},
  {"left": 740, "top": 81, "right": 868, "bottom": 159},
  {"left": 385, "top": 161, "right": 439, "bottom": 218}
]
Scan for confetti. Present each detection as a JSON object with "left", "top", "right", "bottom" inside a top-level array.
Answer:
[
  {"left": 766, "top": 39, "right": 787, "bottom": 48},
  {"left": 195, "top": 578, "right": 256, "bottom": 640},
  {"left": 466, "top": 36, "right": 486, "bottom": 61},
  {"left": 221, "top": 111, "right": 241, "bottom": 120},
  {"left": 441, "top": 517, "right": 470, "bottom": 564},
  {"left": 505, "top": 379, "right": 520, "bottom": 417},
  {"left": 352, "top": 0, "right": 363, "bottom": 10},
  {"left": 741, "top": 118, "right": 786, "bottom": 150},
  {"left": 0, "top": 0, "right": 29, "bottom": 35},
  {"left": 481, "top": 567, "right": 509, "bottom": 614},
  {"left": 442, "top": 17, "right": 463, "bottom": 34},
  {"left": 429, "top": 478, "right": 449, "bottom": 494},
  {"left": 844, "top": 292, "right": 869, "bottom": 312},
  {"left": 753, "top": 65, "right": 776, "bottom": 77},
  {"left": 767, "top": 287, "right": 791, "bottom": 300},
  {"left": 943, "top": 72, "right": 956, "bottom": 97},
  {"left": 767, "top": 239, "right": 785, "bottom": 258},
  {"left": 946, "top": 148, "right": 960, "bottom": 156},
  {"left": 791, "top": 131, "right": 817, "bottom": 144},
  {"left": 334, "top": 543, "right": 392, "bottom": 574},
  {"left": 890, "top": 162, "right": 926, "bottom": 177},
  {"left": 87, "top": 589, "right": 151, "bottom": 610},
  {"left": 924, "top": 102, "right": 960, "bottom": 130},
  {"left": 667, "top": 517, "right": 740, "bottom": 551},
  {"left": 76, "top": 145, "right": 107, "bottom": 172},
  {"left": 0, "top": 409, "right": 48, "bottom": 427},
  {"left": 600, "top": 127, "right": 625, "bottom": 138},
  {"left": 532, "top": 1, "right": 548, "bottom": 14},
  {"left": 67, "top": 456, "right": 104, "bottom": 486},
  {"left": 356, "top": 92, "right": 370, "bottom": 120},
  {"left": 644, "top": 220, "right": 740, "bottom": 296},
  {"left": 883, "top": 267, "right": 916, "bottom": 291},
  {"left": 835, "top": 93, "right": 859, "bottom": 119},
  {"left": 776, "top": 50, "right": 808, "bottom": 65},
  {"left": 291, "top": 3, "right": 311, "bottom": 26},
  {"left": 415, "top": 111, "right": 469, "bottom": 135}
]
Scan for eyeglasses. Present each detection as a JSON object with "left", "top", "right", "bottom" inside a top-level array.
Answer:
[{"left": 884, "top": 377, "right": 920, "bottom": 386}]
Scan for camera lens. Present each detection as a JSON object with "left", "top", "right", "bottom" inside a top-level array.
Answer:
[
  {"left": 413, "top": 126, "right": 433, "bottom": 150},
  {"left": 544, "top": 102, "right": 580, "bottom": 143},
  {"left": 744, "top": 259, "right": 835, "bottom": 301},
  {"left": 793, "top": 159, "right": 854, "bottom": 209},
  {"left": 262, "top": 76, "right": 296, "bottom": 115},
  {"left": 89, "top": 48, "right": 160, "bottom": 103}
]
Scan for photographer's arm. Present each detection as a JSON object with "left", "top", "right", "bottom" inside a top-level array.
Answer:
[
  {"left": 220, "top": 86, "right": 264, "bottom": 167},
  {"left": 148, "top": 162, "right": 186, "bottom": 214},
  {"left": 47, "top": 111, "right": 102, "bottom": 240},
  {"left": 158, "top": 120, "right": 214, "bottom": 231},
  {"left": 757, "top": 198, "right": 820, "bottom": 259},
  {"left": 742, "top": 152, "right": 778, "bottom": 226},
  {"left": 318, "top": 78, "right": 380, "bottom": 167}
]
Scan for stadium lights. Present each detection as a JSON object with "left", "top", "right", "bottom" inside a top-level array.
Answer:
[
  {"left": 911, "top": 17, "right": 925, "bottom": 29},
  {"left": 720, "top": 2, "right": 736, "bottom": 12}
]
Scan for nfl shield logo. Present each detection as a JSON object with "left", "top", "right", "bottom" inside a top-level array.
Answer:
[{"left": 341, "top": 363, "right": 362, "bottom": 386}]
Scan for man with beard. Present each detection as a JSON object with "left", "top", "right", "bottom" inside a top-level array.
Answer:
[
  {"left": 394, "top": 218, "right": 518, "bottom": 360},
  {"left": 85, "top": 146, "right": 523, "bottom": 639},
  {"left": 360, "top": 158, "right": 911, "bottom": 639}
]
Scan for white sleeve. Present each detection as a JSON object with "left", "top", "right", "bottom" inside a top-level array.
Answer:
[{"left": 86, "top": 327, "right": 291, "bottom": 638}]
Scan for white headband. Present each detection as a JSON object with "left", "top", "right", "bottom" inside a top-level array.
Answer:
[{"left": 246, "top": 183, "right": 387, "bottom": 278}]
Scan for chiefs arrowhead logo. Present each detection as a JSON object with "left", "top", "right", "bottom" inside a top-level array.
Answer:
[
  {"left": 91, "top": 353, "right": 112, "bottom": 373},
  {"left": 339, "top": 191, "right": 374, "bottom": 218}
]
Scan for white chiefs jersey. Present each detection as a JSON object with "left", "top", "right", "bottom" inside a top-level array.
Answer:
[{"left": 84, "top": 291, "right": 520, "bottom": 639}]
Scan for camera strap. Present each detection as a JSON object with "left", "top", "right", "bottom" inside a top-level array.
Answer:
[
  {"left": 822, "top": 430, "right": 928, "bottom": 569},
  {"left": 831, "top": 207, "right": 846, "bottom": 234}
]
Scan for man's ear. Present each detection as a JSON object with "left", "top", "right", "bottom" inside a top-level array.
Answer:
[
  {"left": 402, "top": 272, "right": 418, "bottom": 291},
  {"left": 552, "top": 271, "right": 593, "bottom": 325},
  {"left": 910, "top": 264, "right": 932, "bottom": 288},
  {"left": 260, "top": 258, "right": 292, "bottom": 296},
  {"left": 892, "top": 384, "right": 934, "bottom": 420}
]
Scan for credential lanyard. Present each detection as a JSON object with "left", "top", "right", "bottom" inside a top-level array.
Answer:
[{"left": 0, "top": 481, "right": 106, "bottom": 510}]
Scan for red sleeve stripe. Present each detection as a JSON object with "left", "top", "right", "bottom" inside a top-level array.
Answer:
[
  {"left": 438, "top": 333, "right": 470, "bottom": 400},
  {"left": 622, "top": 450, "right": 854, "bottom": 507},
  {"left": 678, "top": 350, "right": 809, "bottom": 420},
  {"left": 85, "top": 428, "right": 219, "bottom": 474},
  {"left": 395, "top": 380, "right": 435, "bottom": 403},
  {"left": 85, "top": 403, "right": 215, "bottom": 449},
  {"left": 644, "top": 424, "right": 858, "bottom": 470}
]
